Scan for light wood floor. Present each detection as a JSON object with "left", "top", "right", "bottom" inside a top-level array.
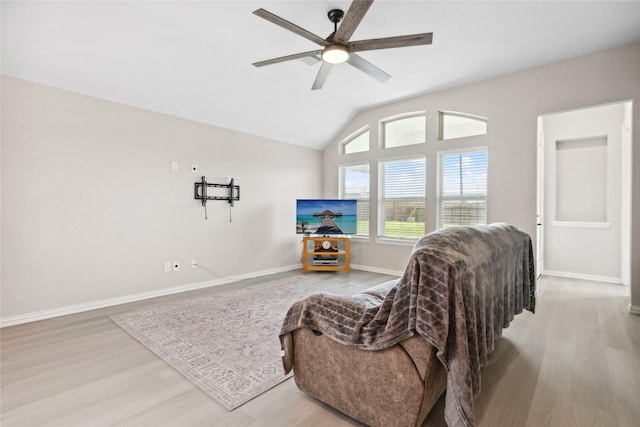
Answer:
[{"left": 2, "top": 271, "right": 639, "bottom": 427}]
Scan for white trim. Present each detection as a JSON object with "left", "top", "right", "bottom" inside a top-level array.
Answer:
[
  {"left": 379, "top": 113, "right": 427, "bottom": 150},
  {"left": 536, "top": 116, "right": 545, "bottom": 277},
  {"left": 375, "top": 237, "right": 417, "bottom": 247},
  {"left": 185, "top": 264, "right": 300, "bottom": 291},
  {"left": 629, "top": 305, "right": 640, "bottom": 315},
  {"left": 348, "top": 235, "right": 370, "bottom": 243},
  {"left": 621, "top": 101, "right": 632, "bottom": 286},
  {"left": 377, "top": 155, "right": 426, "bottom": 239},
  {"left": 0, "top": 264, "right": 300, "bottom": 328},
  {"left": 380, "top": 111, "right": 426, "bottom": 124},
  {"left": 338, "top": 162, "right": 371, "bottom": 239},
  {"left": 438, "top": 111, "right": 488, "bottom": 141},
  {"left": 0, "top": 285, "right": 185, "bottom": 328},
  {"left": 436, "top": 145, "right": 489, "bottom": 157},
  {"left": 435, "top": 147, "right": 489, "bottom": 230},
  {"left": 351, "top": 264, "right": 404, "bottom": 277},
  {"left": 339, "top": 125, "right": 370, "bottom": 155},
  {"left": 551, "top": 221, "right": 611, "bottom": 228},
  {"left": 543, "top": 270, "right": 622, "bottom": 284}
]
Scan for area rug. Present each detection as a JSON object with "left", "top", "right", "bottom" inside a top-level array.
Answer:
[{"left": 109, "top": 275, "right": 370, "bottom": 410}]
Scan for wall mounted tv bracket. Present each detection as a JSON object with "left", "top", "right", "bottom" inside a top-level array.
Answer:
[{"left": 194, "top": 176, "right": 240, "bottom": 221}]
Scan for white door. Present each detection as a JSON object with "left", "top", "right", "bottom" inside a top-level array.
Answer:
[{"left": 538, "top": 102, "right": 630, "bottom": 283}]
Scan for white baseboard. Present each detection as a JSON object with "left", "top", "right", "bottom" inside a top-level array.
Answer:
[
  {"left": 0, "top": 264, "right": 300, "bottom": 328},
  {"left": 543, "top": 270, "right": 622, "bottom": 285},
  {"left": 186, "top": 264, "right": 301, "bottom": 291},
  {"left": 351, "top": 264, "right": 404, "bottom": 277},
  {"left": 629, "top": 305, "right": 640, "bottom": 315}
]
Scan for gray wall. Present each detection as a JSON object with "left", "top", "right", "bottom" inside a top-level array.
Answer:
[
  {"left": 323, "top": 42, "right": 640, "bottom": 310},
  {"left": 2, "top": 42, "right": 639, "bottom": 323},
  {"left": 1, "top": 76, "right": 321, "bottom": 322}
]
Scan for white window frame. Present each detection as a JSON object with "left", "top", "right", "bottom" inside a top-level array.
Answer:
[
  {"left": 339, "top": 162, "right": 370, "bottom": 238},
  {"left": 436, "top": 148, "right": 488, "bottom": 229},
  {"left": 340, "top": 126, "right": 370, "bottom": 155},
  {"left": 439, "top": 111, "right": 488, "bottom": 141},
  {"left": 378, "top": 155, "right": 426, "bottom": 241},
  {"left": 380, "top": 112, "right": 426, "bottom": 149}
]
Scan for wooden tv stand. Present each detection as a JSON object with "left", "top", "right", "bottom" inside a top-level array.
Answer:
[{"left": 302, "top": 236, "right": 350, "bottom": 273}]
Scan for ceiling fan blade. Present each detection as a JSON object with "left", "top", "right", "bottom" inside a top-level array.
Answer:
[
  {"left": 349, "top": 33, "right": 433, "bottom": 52},
  {"left": 312, "top": 62, "right": 333, "bottom": 90},
  {"left": 253, "top": 9, "right": 329, "bottom": 47},
  {"left": 253, "top": 50, "right": 321, "bottom": 67},
  {"left": 333, "top": 0, "right": 374, "bottom": 44},
  {"left": 347, "top": 53, "right": 391, "bottom": 83}
]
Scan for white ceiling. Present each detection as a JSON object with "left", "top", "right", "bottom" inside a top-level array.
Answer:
[{"left": 2, "top": 1, "right": 639, "bottom": 150}]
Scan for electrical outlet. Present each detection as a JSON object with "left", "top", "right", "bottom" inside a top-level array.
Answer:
[
  {"left": 163, "top": 262, "right": 171, "bottom": 273},
  {"left": 191, "top": 259, "right": 198, "bottom": 269},
  {"left": 173, "top": 261, "right": 180, "bottom": 272},
  {"left": 171, "top": 161, "right": 179, "bottom": 172},
  {"left": 191, "top": 164, "right": 198, "bottom": 174}
]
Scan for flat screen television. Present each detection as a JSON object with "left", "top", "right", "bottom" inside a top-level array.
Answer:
[{"left": 296, "top": 199, "right": 357, "bottom": 235}]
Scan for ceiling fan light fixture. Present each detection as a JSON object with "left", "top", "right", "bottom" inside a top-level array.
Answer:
[{"left": 322, "top": 44, "right": 350, "bottom": 64}]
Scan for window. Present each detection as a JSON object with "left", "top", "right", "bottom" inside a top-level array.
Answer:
[
  {"left": 437, "top": 150, "right": 488, "bottom": 229},
  {"left": 381, "top": 114, "right": 425, "bottom": 149},
  {"left": 339, "top": 163, "right": 370, "bottom": 236},
  {"left": 378, "top": 157, "right": 426, "bottom": 239},
  {"left": 439, "top": 112, "right": 487, "bottom": 140},
  {"left": 341, "top": 128, "right": 369, "bottom": 154}
]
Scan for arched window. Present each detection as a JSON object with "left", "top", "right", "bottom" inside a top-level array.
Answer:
[
  {"left": 381, "top": 113, "right": 425, "bottom": 149},
  {"left": 341, "top": 128, "right": 369, "bottom": 154},
  {"left": 439, "top": 112, "right": 487, "bottom": 140}
]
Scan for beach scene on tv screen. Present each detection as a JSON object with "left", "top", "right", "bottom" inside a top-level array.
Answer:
[{"left": 296, "top": 200, "right": 357, "bottom": 235}]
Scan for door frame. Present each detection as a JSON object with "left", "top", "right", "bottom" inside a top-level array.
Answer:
[{"left": 536, "top": 100, "right": 632, "bottom": 284}]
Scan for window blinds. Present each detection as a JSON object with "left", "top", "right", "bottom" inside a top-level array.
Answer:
[
  {"left": 378, "top": 157, "right": 426, "bottom": 238},
  {"left": 438, "top": 150, "right": 488, "bottom": 229},
  {"left": 340, "top": 163, "right": 370, "bottom": 235}
]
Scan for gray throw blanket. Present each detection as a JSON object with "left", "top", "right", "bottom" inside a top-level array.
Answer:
[{"left": 280, "top": 223, "right": 535, "bottom": 427}]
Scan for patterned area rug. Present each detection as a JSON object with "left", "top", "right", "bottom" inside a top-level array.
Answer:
[{"left": 110, "top": 275, "right": 368, "bottom": 410}]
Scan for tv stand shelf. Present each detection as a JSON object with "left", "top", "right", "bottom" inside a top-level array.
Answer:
[{"left": 302, "top": 236, "right": 350, "bottom": 273}]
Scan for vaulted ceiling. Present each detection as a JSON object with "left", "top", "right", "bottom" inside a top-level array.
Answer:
[{"left": 2, "top": 1, "right": 639, "bottom": 150}]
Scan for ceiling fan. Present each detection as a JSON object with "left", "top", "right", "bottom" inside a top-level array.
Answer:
[{"left": 252, "top": 0, "right": 433, "bottom": 90}]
